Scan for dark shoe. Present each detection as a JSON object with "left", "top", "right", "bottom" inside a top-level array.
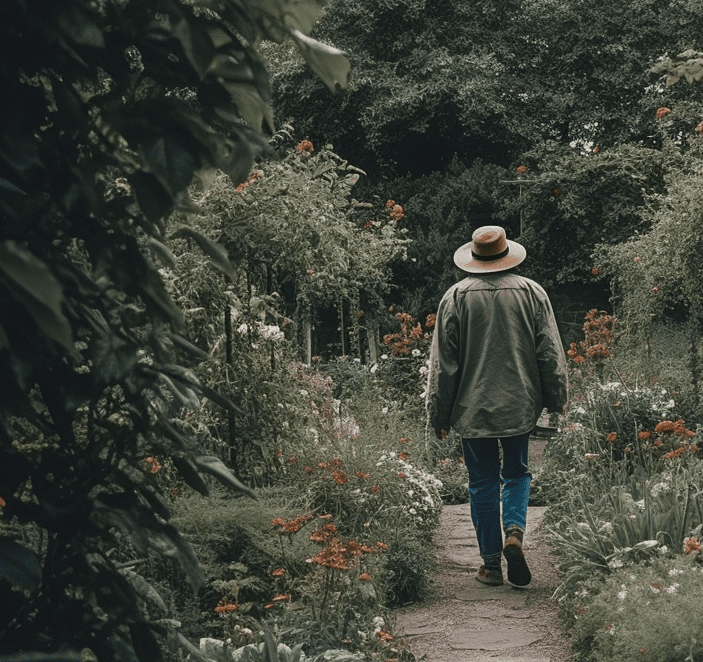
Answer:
[
  {"left": 475, "top": 564, "right": 504, "bottom": 586},
  {"left": 503, "top": 528, "right": 531, "bottom": 587}
]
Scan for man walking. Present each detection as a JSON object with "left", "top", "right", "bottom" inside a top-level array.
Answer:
[{"left": 426, "top": 226, "right": 568, "bottom": 587}]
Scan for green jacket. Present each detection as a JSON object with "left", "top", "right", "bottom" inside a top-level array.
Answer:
[{"left": 426, "top": 272, "right": 568, "bottom": 439}]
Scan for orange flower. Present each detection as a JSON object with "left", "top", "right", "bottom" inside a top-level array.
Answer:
[
  {"left": 377, "top": 630, "right": 394, "bottom": 642},
  {"left": 0, "top": 497, "right": 5, "bottom": 507},
  {"left": 272, "top": 594, "right": 290, "bottom": 602},
  {"left": 270, "top": 517, "right": 286, "bottom": 527},
  {"left": 359, "top": 572, "right": 372, "bottom": 581},
  {"left": 375, "top": 541, "right": 388, "bottom": 549},
  {"left": 593, "top": 146, "right": 600, "bottom": 154},
  {"left": 652, "top": 286, "right": 659, "bottom": 293},
  {"left": 397, "top": 472, "right": 407, "bottom": 480},
  {"left": 554, "top": 188, "right": 561, "bottom": 196},
  {"left": 319, "top": 513, "right": 333, "bottom": 519},
  {"left": 354, "top": 471, "right": 370, "bottom": 479},
  {"left": 656, "top": 107, "right": 672, "bottom": 119},
  {"left": 399, "top": 437, "right": 410, "bottom": 443},
  {"left": 296, "top": 140, "right": 314, "bottom": 153},
  {"left": 272, "top": 568, "right": 286, "bottom": 576},
  {"left": 696, "top": 121, "right": 703, "bottom": 133},
  {"left": 304, "top": 466, "right": 314, "bottom": 474},
  {"left": 654, "top": 420, "right": 677, "bottom": 433},
  {"left": 591, "top": 268, "right": 599, "bottom": 276},
  {"left": 684, "top": 537, "right": 703, "bottom": 554},
  {"left": 369, "top": 486, "right": 380, "bottom": 494},
  {"left": 386, "top": 199, "right": 396, "bottom": 208},
  {"left": 389, "top": 204, "right": 405, "bottom": 222},
  {"left": 330, "top": 469, "right": 347, "bottom": 485},
  {"left": 516, "top": 165, "right": 527, "bottom": 174},
  {"left": 289, "top": 456, "right": 298, "bottom": 463},
  {"left": 607, "top": 432, "right": 617, "bottom": 443},
  {"left": 398, "top": 452, "right": 409, "bottom": 461},
  {"left": 573, "top": 355, "right": 586, "bottom": 364},
  {"left": 638, "top": 430, "right": 651, "bottom": 440},
  {"left": 215, "top": 602, "right": 238, "bottom": 613}
]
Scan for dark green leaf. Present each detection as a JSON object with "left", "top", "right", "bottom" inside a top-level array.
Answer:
[
  {"left": 140, "top": 135, "right": 198, "bottom": 198},
  {"left": 193, "top": 456, "right": 257, "bottom": 500},
  {"left": 131, "top": 171, "right": 174, "bottom": 224},
  {"left": 147, "top": 238, "right": 177, "bottom": 268},
  {"left": 169, "top": 228, "right": 236, "bottom": 280},
  {"left": 166, "top": 332, "right": 209, "bottom": 361},
  {"left": 56, "top": 3, "right": 105, "bottom": 48},
  {"left": 130, "top": 621, "right": 164, "bottom": 662},
  {"left": 90, "top": 334, "right": 137, "bottom": 385},
  {"left": 172, "top": 456, "right": 210, "bottom": 496},
  {"left": 289, "top": 30, "right": 350, "bottom": 93},
  {"left": 0, "top": 538, "right": 42, "bottom": 590},
  {"left": 0, "top": 241, "right": 73, "bottom": 350}
]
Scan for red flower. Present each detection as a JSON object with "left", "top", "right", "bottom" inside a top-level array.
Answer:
[
  {"left": 656, "top": 107, "right": 672, "bottom": 119},
  {"left": 296, "top": 140, "right": 314, "bottom": 153}
]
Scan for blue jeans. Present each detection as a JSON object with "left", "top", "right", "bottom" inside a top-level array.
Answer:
[{"left": 462, "top": 434, "right": 531, "bottom": 567}]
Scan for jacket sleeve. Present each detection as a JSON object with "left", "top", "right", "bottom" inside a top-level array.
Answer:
[
  {"left": 426, "top": 295, "right": 461, "bottom": 437},
  {"left": 534, "top": 293, "right": 569, "bottom": 414}
]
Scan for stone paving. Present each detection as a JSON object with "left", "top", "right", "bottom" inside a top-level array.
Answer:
[{"left": 394, "top": 503, "right": 566, "bottom": 662}]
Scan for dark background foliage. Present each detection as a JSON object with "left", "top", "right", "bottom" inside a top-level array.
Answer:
[{"left": 0, "top": 0, "right": 345, "bottom": 659}]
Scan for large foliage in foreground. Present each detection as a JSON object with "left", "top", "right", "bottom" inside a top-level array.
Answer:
[{"left": 0, "top": 1, "right": 348, "bottom": 660}]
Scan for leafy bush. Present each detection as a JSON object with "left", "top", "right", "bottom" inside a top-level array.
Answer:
[{"left": 569, "top": 556, "right": 703, "bottom": 662}]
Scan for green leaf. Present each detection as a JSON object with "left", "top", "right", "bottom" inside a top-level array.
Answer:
[
  {"left": 172, "top": 456, "right": 210, "bottom": 496},
  {"left": 220, "top": 79, "right": 275, "bottom": 133},
  {"left": 0, "top": 241, "right": 73, "bottom": 350},
  {"left": 169, "top": 228, "right": 236, "bottom": 280},
  {"left": 140, "top": 135, "right": 199, "bottom": 198},
  {"left": 147, "top": 238, "right": 177, "bottom": 268},
  {"left": 193, "top": 456, "right": 257, "bottom": 499},
  {"left": 289, "top": 29, "right": 350, "bottom": 92},
  {"left": 0, "top": 538, "right": 42, "bottom": 590}
]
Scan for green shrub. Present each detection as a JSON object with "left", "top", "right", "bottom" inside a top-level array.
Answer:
[{"left": 570, "top": 557, "right": 703, "bottom": 662}]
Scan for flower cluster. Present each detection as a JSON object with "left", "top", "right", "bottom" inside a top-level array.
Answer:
[
  {"left": 385, "top": 199, "right": 404, "bottom": 223},
  {"left": 684, "top": 537, "right": 703, "bottom": 554},
  {"left": 567, "top": 309, "right": 617, "bottom": 364},
  {"left": 296, "top": 139, "right": 314, "bottom": 154},
  {"left": 145, "top": 456, "right": 162, "bottom": 473},
  {"left": 270, "top": 513, "right": 314, "bottom": 536},
  {"left": 382, "top": 312, "right": 434, "bottom": 357},
  {"left": 214, "top": 601, "right": 238, "bottom": 613}
]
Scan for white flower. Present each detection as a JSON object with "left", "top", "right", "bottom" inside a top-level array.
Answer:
[
  {"left": 668, "top": 568, "right": 684, "bottom": 576},
  {"left": 665, "top": 583, "right": 679, "bottom": 593},
  {"left": 372, "top": 616, "right": 385, "bottom": 628},
  {"left": 237, "top": 323, "right": 249, "bottom": 334},
  {"left": 610, "top": 559, "right": 624, "bottom": 569},
  {"left": 381, "top": 407, "right": 388, "bottom": 414},
  {"left": 300, "top": 389, "right": 309, "bottom": 396},
  {"left": 411, "top": 348, "right": 421, "bottom": 357},
  {"left": 635, "top": 499, "right": 645, "bottom": 511},
  {"left": 659, "top": 545, "right": 668, "bottom": 554},
  {"left": 370, "top": 364, "right": 378, "bottom": 374},
  {"left": 409, "top": 508, "right": 417, "bottom": 515},
  {"left": 617, "top": 586, "right": 627, "bottom": 600},
  {"left": 380, "top": 354, "right": 389, "bottom": 360},
  {"left": 600, "top": 522, "right": 613, "bottom": 533}
]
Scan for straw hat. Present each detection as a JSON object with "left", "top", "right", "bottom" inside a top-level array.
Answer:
[{"left": 453, "top": 225, "right": 526, "bottom": 274}]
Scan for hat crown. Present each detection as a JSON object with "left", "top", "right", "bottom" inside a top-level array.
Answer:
[{"left": 472, "top": 226, "right": 507, "bottom": 257}]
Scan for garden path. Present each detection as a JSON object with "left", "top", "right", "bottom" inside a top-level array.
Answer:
[{"left": 393, "top": 441, "right": 575, "bottom": 662}]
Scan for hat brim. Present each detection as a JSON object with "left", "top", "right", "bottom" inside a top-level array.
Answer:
[{"left": 453, "top": 239, "right": 527, "bottom": 274}]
